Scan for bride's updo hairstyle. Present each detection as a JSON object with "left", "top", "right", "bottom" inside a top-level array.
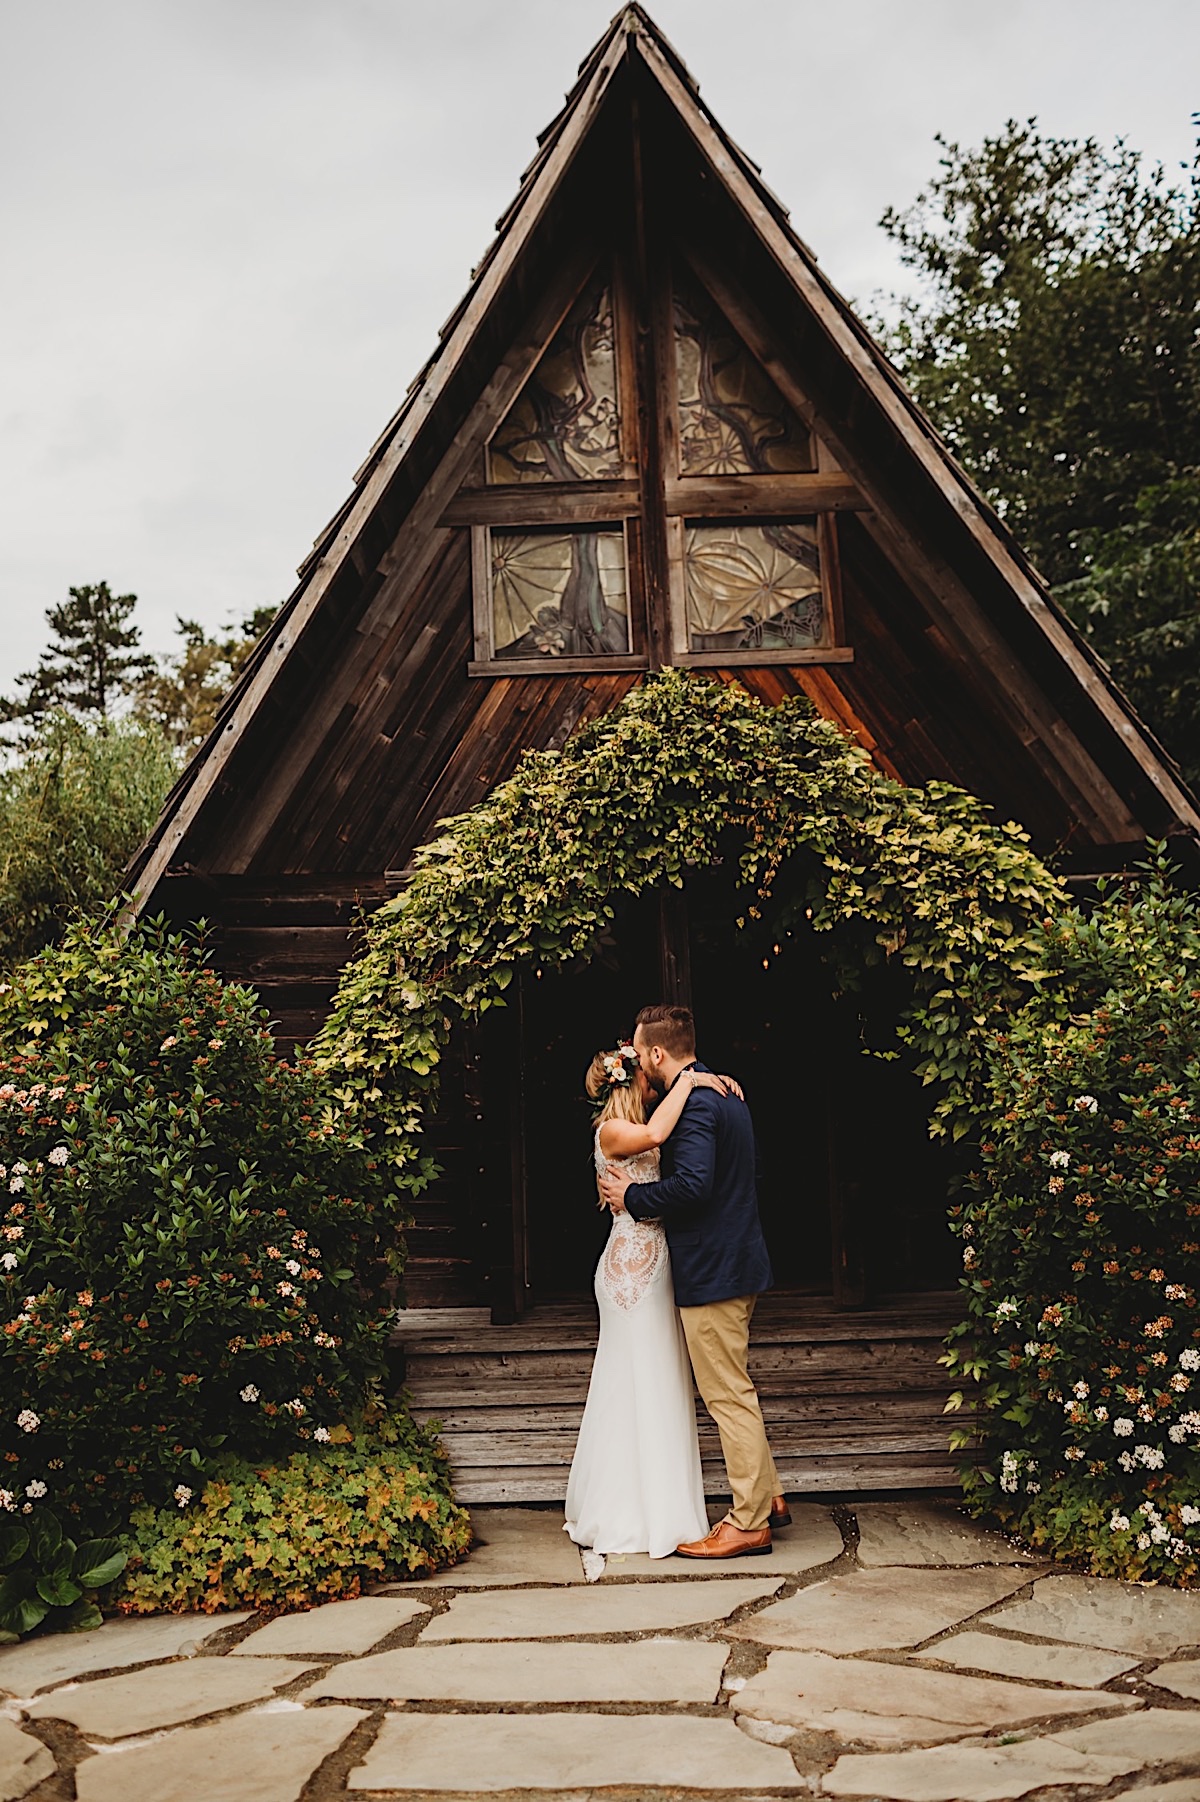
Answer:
[{"left": 585, "top": 1044, "right": 646, "bottom": 1128}]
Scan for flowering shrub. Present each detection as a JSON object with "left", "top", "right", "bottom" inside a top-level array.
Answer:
[
  {"left": 115, "top": 1409, "right": 469, "bottom": 1614},
  {"left": 0, "top": 916, "right": 406, "bottom": 1533},
  {"left": 947, "top": 856, "right": 1200, "bottom": 1582}
]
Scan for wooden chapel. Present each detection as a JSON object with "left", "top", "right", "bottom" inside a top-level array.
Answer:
[{"left": 125, "top": 8, "right": 1200, "bottom": 1497}]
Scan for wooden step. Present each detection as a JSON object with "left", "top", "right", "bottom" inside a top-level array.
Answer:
[
  {"left": 395, "top": 1289, "right": 964, "bottom": 1502},
  {"left": 452, "top": 1451, "right": 964, "bottom": 1504},
  {"left": 411, "top": 1392, "right": 950, "bottom": 1432}
]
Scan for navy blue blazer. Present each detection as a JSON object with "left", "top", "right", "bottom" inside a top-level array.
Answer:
[{"left": 623, "top": 1061, "right": 773, "bottom": 1308}]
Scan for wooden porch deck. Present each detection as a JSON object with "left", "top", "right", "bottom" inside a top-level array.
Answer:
[{"left": 392, "top": 1288, "right": 964, "bottom": 1502}]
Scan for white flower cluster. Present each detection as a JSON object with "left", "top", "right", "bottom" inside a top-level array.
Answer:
[
  {"left": 1049, "top": 1150, "right": 1071, "bottom": 1169},
  {"left": 1181, "top": 1349, "right": 1200, "bottom": 1372},
  {"left": 1073, "top": 1095, "right": 1099, "bottom": 1113},
  {"left": 285, "top": 1397, "right": 305, "bottom": 1416},
  {"left": 25, "top": 1480, "right": 46, "bottom": 1499},
  {"left": 1, "top": 1252, "right": 17, "bottom": 1272},
  {"left": 600, "top": 1043, "right": 638, "bottom": 1088},
  {"left": 47, "top": 1145, "right": 68, "bottom": 1166},
  {"left": 174, "top": 1485, "right": 193, "bottom": 1508},
  {"left": 1169, "top": 1412, "right": 1200, "bottom": 1445},
  {"left": 16, "top": 1409, "right": 39, "bottom": 1434},
  {"left": 1166, "top": 1284, "right": 1188, "bottom": 1302},
  {"left": 1113, "top": 1417, "right": 1134, "bottom": 1437},
  {"left": 313, "top": 1427, "right": 331, "bottom": 1443},
  {"left": 239, "top": 1385, "right": 259, "bottom": 1403}
]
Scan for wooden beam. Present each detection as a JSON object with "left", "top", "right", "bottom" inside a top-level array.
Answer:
[
  {"left": 442, "top": 481, "right": 641, "bottom": 527},
  {"left": 664, "top": 474, "right": 865, "bottom": 516},
  {"left": 468, "top": 655, "right": 648, "bottom": 679},
  {"left": 679, "top": 646, "right": 854, "bottom": 669}
]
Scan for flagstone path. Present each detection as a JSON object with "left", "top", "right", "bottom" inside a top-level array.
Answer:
[{"left": 3, "top": 1495, "right": 1200, "bottom": 1799}]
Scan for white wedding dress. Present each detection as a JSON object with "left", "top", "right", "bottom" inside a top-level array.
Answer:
[{"left": 564, "top": 1133, "right": 709, "bottom": 1558}]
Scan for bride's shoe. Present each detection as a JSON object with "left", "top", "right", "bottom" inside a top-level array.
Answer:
[{"left": 675, "top": 1517, "right": 772, "bottom": 1558}]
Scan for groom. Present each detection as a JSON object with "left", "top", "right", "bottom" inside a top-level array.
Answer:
[{"left": 598, "top": 1003, "right": 789, "bottom": 1557}]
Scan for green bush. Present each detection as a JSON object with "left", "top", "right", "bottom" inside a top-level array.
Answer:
[
  {"left": 0, "top": 713, "right": 178, "bottom": 968},
  {"left": 0, "top": 1510, "right": 127, "bottom": 1640},
  {"left": 0, "top": 916, "right": 406, "bottom": 1534},
  {"left": 947, "top": 856, "right": 1200, "bottom": 1582},
  {"left": 116, "top": 1411, "right": 470, "bottom": 1614}
]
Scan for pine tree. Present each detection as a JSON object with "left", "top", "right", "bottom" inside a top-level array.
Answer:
[{"left": 2, "top": 582, "right": 154, "bottom": 725}]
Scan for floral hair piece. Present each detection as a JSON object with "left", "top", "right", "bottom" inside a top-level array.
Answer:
[{"left": 597, "top": 1043, "right": 639, "bottom": 1098}]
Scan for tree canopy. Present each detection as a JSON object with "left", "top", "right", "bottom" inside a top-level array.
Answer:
[
  {"left": 2, "top": 583, "right": 153, "bottom": 729},
  {"left": 880, "top": 120, "right": 1200, "bottom": 788},
  {"left": 133, "top": 606, "right": 279, "bottom": 749},
  {"left": 0, "top": 714, "right": 178, "bottom": 969}
]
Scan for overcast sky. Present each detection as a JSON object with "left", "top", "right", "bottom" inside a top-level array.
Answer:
[{"left": 2, "top": 0, "right": 1197, "bottom": 695}]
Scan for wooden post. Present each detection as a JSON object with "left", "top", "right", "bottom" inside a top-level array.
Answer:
[
  {"left": 657, "top": 887, "right": 692, "bottom": 1007},
  {"left": 629, "top": 84, "right": 674, "bottom": 670},
  {"left": 479, "top": 982, "right": 531, "bottom": 1325},
  {"left": 828, "top": 1110, "right": 866, "bottom": 1309}
]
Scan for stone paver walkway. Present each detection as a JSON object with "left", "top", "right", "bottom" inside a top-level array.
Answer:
[{"left": 3, "top": 1495, "right": 1200, "bottom": 1799}]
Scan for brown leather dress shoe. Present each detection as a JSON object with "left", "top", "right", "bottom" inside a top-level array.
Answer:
[
  {"left": 675, "top": 1517, "right": 772, "bottom": 1558},
  {"left": 769, "top": 1496, "right": 792, "bottom": 1528}
]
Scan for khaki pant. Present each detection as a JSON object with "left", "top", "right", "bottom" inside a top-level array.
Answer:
[{"left": 679, "top": 1294, "right": 780, "bottom": 1532}]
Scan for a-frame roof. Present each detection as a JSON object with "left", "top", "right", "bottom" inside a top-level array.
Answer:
[{"left": 126, "top": 5, "right": 1200, "bottom": 916}]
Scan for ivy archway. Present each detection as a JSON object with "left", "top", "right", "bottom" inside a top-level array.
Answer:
[{"left": 312, "top": 671, "right": 1063, "bottom": 1209}]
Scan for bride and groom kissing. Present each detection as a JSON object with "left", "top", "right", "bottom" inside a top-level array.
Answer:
[{"left": 565, "top": 1003, "right": 790, "bottom": 1560}]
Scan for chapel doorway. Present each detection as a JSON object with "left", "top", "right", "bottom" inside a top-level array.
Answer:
[{"left": 513, "top": 877, "right": 957, "bottom": 1311}]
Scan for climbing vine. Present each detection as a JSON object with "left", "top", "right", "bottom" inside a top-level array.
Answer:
[{"left": 312, "top": 671, "right": 1063, "bottom": 1198}]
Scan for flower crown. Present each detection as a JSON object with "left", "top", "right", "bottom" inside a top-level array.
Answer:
[{"left": 594, "top": 1042, "right": 639, "bottom": 1104}]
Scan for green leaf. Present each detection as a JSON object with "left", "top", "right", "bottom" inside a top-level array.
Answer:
[
  {"left": 36, "top": 1571, "right": 83, "bottom": 1608},
  {"left": 0, "top": 1522, "right": 29, "bottom": 1568},
  {"left": 73, "top": 1540, "right": 129, "bottom": 1589},
  {"left": 65, "top": 1599, "right": 104, "bottom": 1633},
  {"left": 27, "top": 1510, "right": 63, "bottom": 1565}
]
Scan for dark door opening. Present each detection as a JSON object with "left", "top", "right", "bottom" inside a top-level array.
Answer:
[{"left": 509, "top": 879, "right": 958, "bottom": 1306}]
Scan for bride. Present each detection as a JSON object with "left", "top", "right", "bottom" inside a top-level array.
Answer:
[{"left": 564, "top": 1041, "right": 736, "bottom": 1558}]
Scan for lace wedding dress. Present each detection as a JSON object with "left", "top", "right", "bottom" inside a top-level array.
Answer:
[{"left": 564, "top": 1134, "right": 708, "bottom": 1558}]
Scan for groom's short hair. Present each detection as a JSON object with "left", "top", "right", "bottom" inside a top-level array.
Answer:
[{"left": 635, "top": 1004, "right": 696, "bottom": 1059}]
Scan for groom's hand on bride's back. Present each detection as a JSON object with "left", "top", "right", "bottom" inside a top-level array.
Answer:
[{"left": 599, "top": 1168, "right": 631, "bottom": 1213}]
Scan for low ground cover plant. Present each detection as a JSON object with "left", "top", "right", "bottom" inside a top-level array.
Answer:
[
  {"left": 947, "top": 855, "right": 1200, "bottom": 1582},
  {"left": 117, "top": 1408, "right": 469, "bottom": 1615}
]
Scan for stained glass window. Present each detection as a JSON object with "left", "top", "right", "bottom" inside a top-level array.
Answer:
[
  {"left": 491, "top": 528, "right": 629, "bottom": 659},
  {"left": 673, "top": 273, "right": 814, "bottom": 476},
  {"left": 684, "top": 521, "right": 824, "bottom": 653},
  {"left": 488, "top": 278, "right": 623, "bottom": 484}
]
